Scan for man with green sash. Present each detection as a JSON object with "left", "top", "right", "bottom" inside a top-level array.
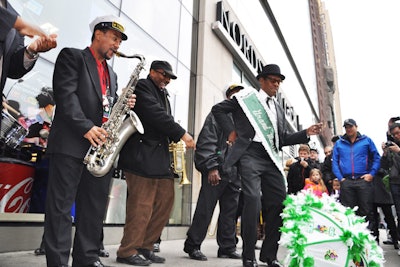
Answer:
[{"left": 211, "top": 64, "right": 323, "bottom": 267}]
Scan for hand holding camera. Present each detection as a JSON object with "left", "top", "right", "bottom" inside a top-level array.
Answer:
[
  {"left": 382, "top": 140, "right": 400, "bottom": 153},
  {"left": 385, "top": 141, "right": 395, "bottom": 147},
  {"left": 299, "top": 157, "right": 308, "bottom": 168}
]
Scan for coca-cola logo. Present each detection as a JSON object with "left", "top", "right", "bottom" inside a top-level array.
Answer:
[{"left": 0, "top": 177, "right": 34, "bottom": 213}]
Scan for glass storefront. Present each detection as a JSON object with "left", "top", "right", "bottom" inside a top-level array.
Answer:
[
  {"left": 1, "top": 0, "right": 324, "bottom": 227},
  {"left": 1, "top": 0, "right": 197, "bottom": 225},
  {"left": 0, "top": 0, "right": 331, "bottom": 253}
]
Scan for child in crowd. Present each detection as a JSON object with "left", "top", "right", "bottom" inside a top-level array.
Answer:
[
  {"left": 303, "top": 168, "right": 328, "bottom": 197},
  {"left": 330, "top": 178, "right": 340, "bottom": 201},
  {"left": 287, "top": 144, "right": 312, "bottom": 194}
]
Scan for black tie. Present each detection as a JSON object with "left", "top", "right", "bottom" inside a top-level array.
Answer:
[{"left": 266, "top": 97, "right": 272, "bottom": 108}]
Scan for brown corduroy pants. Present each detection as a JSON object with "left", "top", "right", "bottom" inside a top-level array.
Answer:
[{"left": 117, "top": 173, "right": 174, "bottom": 257}]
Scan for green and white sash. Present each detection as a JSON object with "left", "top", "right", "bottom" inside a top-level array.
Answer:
[{"left": 234, "top": 87, "right": 285, "bottom": 178}]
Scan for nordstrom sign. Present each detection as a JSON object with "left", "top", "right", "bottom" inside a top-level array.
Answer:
[
  {"left": 212, "top": 1, "right": 300, "bottom": 131},
  {"left": 212, "top": 1, "right": 264, "bottom": 74}
]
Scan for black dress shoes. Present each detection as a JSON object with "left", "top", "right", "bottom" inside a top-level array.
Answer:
[
  {"left": 217, "top": 250, "right": 241, "bottom": 259},
  {"left": 383, "top": 239, "right": 394, "bottom": 245},
  {"left": 34, "top": 247, "right": 46, "bottom": 256},
  {"left": 98, "top": 249, "right": 110, "bottom": 258},
  {"left": 243, "top": 258, "right": 258, "bottom": 267},
  {"left": 184, "top": 248, "right": 208, "bottom": 261},
  {"left": 137, "top": 248, "right": 165, "bottom": 263},
  {"left": 116, "top": 254, "right": 151, "bottom": 266},
  {"left": 268, "top": 260, "right": 284, "bottom": 267},
  {"left": 84, "top": 260, "right": 110, "bottom": 267},
  {"left": 153, "top": 242, "right": 160, "bottom": 252}
]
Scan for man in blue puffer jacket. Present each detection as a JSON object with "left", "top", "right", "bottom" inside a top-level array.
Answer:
[{"left": 332, "top": 118, "right": 381, "bottom": 227}]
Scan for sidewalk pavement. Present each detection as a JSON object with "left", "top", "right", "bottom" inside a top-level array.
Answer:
[{"left": 0, "top": 234, "right": 399, "bottom": 267}]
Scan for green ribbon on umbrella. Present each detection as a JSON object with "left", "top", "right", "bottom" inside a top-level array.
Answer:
[{"left": 280, "top": 191, "right": 385, "bottom": 267}]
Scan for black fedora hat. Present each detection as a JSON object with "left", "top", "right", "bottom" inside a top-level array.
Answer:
[{"left": 256, "top": 64, "right": 285, "bottom": 80}]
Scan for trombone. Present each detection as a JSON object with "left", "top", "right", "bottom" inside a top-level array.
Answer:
[{"left": 169, "top": 140, "right": 191, "bottom": 185}]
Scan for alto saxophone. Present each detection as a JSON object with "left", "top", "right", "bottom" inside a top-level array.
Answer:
[{"left": 84, "top": 53, "right": 146, "bottom": 177}]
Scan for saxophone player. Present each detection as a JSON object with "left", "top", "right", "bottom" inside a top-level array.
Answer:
[
  {"left": 116, "top": 60, "right": 195, "bottom": 266},
  {"left": 44, "top": 15, "right": 135, "bottom": 267}
]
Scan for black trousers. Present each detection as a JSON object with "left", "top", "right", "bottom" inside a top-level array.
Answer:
[
  {"left": 372, "top": 203, "right": 399, "bottom": 243},
  {"left": 340, "top": 178, "right": 374, "bottom": 222},
  {"left": 238, "top": 142, "right": 286, "bottom": 262},
  {"left": 185, "top": 172, "right": 240, "bottom": 253},
  {"left": 44, "top": 154, "right": 111, "bottom": 266}
]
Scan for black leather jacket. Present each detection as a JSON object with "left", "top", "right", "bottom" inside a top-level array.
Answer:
[{"left": 194, "top": 112, "right": 238, "bottom": 184}]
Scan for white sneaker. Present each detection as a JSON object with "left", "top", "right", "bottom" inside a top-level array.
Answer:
[{"left": 397, "top": 250, "right": 400, "bottom": 256}]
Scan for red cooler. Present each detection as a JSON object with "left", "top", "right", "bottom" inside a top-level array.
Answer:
[{"left": 0, "top": 157, "right": 35, "bottom": 213}]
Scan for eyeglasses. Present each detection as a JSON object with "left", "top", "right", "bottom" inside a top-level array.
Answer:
[
  {"left": 391, "top": 129, "right": 400, "bottom": 137},
  {"left": 154, "top": 69, "right": 169, "bottom": 78},
  {"left": 267, "top": 77, "right": 282, "bottom": 84}
]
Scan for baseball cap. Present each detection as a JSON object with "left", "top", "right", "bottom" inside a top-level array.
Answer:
[
  {"left": 343, "top": 118, "right": 357, "bottom": 127},
  {"left": 225, "top": 83, "right": 244, "bottom": 98}
]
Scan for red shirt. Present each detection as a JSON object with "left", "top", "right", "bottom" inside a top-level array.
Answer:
[{"left": 89, "top": 47, "right": 110, "bottom": 123}]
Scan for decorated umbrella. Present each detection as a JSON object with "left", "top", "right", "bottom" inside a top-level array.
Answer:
[{"left": 280, "top": 190, "right": 384, "bottom": 267}]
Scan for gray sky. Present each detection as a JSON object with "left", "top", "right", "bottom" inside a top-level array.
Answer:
[{"left": 324, "top": 0, "right": 400, "bottom": 151}]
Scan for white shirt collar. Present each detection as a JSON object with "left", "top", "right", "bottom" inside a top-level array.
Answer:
[{"left": 258, "top": 89, "right": 275, "bottom": 102}]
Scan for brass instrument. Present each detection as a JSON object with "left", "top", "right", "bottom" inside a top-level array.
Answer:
[
  {"left": 169, "top": 140, "right": 191, "bottom": 185},
  {"left": 84, "top": 53, "right": 145, "bottom": 177}
]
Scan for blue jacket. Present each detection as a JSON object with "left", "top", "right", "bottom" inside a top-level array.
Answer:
[{"left": 332, "top": 133, "right": 380, "bottom": 181}]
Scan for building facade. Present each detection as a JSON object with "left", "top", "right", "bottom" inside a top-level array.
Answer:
[{"left": 0, "top": 0, "right": 340, "bottom": 252}]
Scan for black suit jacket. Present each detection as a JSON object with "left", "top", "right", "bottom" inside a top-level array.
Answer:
[
  {"left": 46, "top": 47, "right": 118, "bottom": 159},
  {"left": 0, "top": 4, "right": 35, "bottom": 93},
  {"left": 211, "top": 96, "right": 309, "bottom": 169},
  {"left": 118, "top": 76, "right": 186, "bottom": 178}
]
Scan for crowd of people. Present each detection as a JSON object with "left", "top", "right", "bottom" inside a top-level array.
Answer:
[
  {"left": 2, "top": 1, "right": 400, "bottom": 267},
  {"left": 284, "top": 117, "right": 400, "bottom": 259}
]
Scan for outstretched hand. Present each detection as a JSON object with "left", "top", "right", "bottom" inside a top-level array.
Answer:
[
  {"left": 306, "top": 122, "right": 323, "bottom": 136},
  {"left": 28, "top": 33, "right": 58, "bottom": 53},
  {"left": 14, "top": 16, "right": 47, "bottom": 38}
]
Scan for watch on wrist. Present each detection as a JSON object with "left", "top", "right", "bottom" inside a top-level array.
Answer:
[{"left": 26, "top": 46, "right": 38, "bottom": 59}]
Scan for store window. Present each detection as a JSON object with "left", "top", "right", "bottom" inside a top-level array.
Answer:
[
  {"left": 1, "top": 0, "right": 196, "bottom": 226},
  {"left": 107, "top": 0, "right": 121, "bottom": 8},
  {"left": 232, "top": 62, "right": 254, "bottom": 88},
  {"left": 121, "top": 0, "right": 181, "bottom": 57}
]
